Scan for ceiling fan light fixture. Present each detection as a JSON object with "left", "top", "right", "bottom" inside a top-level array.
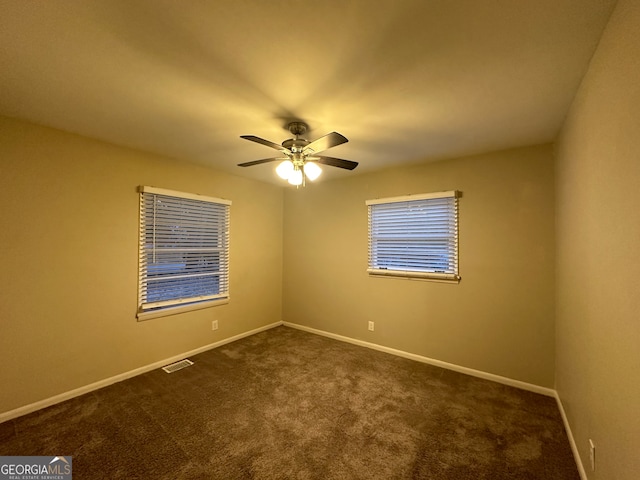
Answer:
[
  {"left": 303, "top": 162, "right": 322, "bottom": 181},
  {"left": 276, "top": 160, "right": 294, "bottom": 179},
  {"left": 288, "top": 168, "right": 303, "bottom": 186}
]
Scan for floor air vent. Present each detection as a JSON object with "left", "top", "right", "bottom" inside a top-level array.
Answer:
[{"left": 162, "top": 359, "right": 194, "bottom": 373}]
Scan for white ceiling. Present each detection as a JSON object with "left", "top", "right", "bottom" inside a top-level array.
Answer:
[{"left": 0, "top": 0, "right": 616, "bottom": 185}]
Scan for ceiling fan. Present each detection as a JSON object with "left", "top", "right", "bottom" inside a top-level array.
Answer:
[{"left": 238, "top": 122, "right": 358, "bottom": 186}]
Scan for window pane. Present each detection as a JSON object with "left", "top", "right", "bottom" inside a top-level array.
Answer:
[
  {"left": 139, "top": 189, "right": 230, "bottom": 312},
  {"left": 367, "top": 193, "right": 458, "bottom": 277}
]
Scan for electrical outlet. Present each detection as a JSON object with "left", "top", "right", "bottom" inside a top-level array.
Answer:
[
  {"left": 589, "top": 439, "right": 595, "bottom": 471},
  {"left": 368, "top": 321, "right": 374, "bottom": 331},
  {"left": 212, "top": 320, "right": 219, "bottom": 331}
]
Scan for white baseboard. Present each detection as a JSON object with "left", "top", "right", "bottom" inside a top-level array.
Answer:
[
  {"left": 283, "top": 321, "right": 556, "bottom": 397},
  {"left": 0, "top": 321, "right": 283, "bottom": 424},
  {"left": 555, "top": 392, "right": 588, "bottom": 480}
]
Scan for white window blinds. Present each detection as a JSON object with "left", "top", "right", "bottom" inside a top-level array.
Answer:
[
  {"left": 367, "top": 191, "right": 460, "bottom": 281},
  {"left": 138, "top": 186, "right": 231, "bottom": 316}
]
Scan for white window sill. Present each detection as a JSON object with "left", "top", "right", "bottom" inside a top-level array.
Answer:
[
  {"left": 367, "top": 269, "right": 460, "bottom": 284},
  {"left": 137, "top": 298, "right": 229, "bottom": 321}
]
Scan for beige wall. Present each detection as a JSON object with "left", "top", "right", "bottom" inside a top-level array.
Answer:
[
  {"left": 283, "top": 144, "right": 556, "bottom": 387},
  {"left": 555, "top": 0, "right": 640, "bottom": 478},
  {"left": 0, "top": 116, "right": 283, "bottom": 414}
]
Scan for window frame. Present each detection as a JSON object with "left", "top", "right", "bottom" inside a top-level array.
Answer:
[
  {"left": 137, "top": 186, "right": 231, "bottom": 320},
  {"left": 366, "top": 190, "right": 460, "bottom": 283}
]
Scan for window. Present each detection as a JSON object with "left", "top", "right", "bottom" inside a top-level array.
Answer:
[
  {"left": 367, "top": 191, "right": 460, "bottom": 282},
  {"left": 138, "top": 186, "right": 231, "bottom": 320}
]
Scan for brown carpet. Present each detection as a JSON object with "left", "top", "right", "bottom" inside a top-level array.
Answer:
[{"left": 0, "top": 326, "right": 579, "bottom": 479}]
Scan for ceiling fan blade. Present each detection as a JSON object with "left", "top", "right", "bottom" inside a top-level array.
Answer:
[
  {"left": 303, "top": 132, "right": 348, "bottom": 155},
  {"left": 240, "top": 135, "right": 290, "bottom": 153},
  {"left": 237, "top": 157, "right": 286, "bottom": 167},
  {"left": 314, "top": 155, "right": 358, "bottom": 170}
]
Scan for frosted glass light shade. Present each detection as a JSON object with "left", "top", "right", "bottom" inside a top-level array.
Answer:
[
  {"left": 288, "top": 169, "right": 303, "bottom": 186},
  {"left": 276, "top": 160, "right": 294, "bottom": 179},
  {"left": 276, "top": 160, "right": 293, "bottom": 180},
  {"left": 303, "top": 162, "right": 322, "bottom": 181}
]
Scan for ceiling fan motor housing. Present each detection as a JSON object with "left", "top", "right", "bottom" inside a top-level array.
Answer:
[
  {"left": 283, "top": 122, "right": 310, "bottom": 152},
  {"left": 282, "top": 138, "right": 310, "bottom": 151}
]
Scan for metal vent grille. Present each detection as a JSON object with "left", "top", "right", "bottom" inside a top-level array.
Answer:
[{"left": 162, "top": 359, "right": 194, "bottom": 373}]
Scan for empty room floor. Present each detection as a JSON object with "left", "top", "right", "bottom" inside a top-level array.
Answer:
[{"left": 0, "top": 327, "right": 578, "bottom": 479}]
